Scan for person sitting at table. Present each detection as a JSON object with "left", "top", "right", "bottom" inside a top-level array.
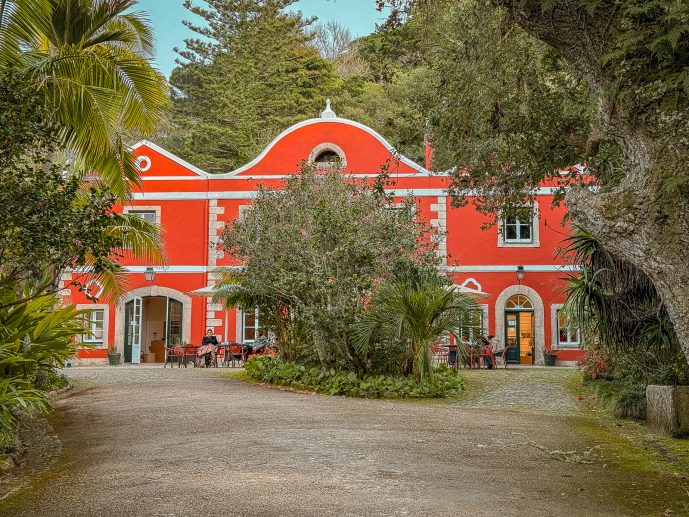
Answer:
[
  {"left": 488, "top": 334, "right": 505, "bottom": 368},
  {"left": 202, "top": 329, "right": 218, "bottom": 367},
  {"left": 244, "top": 331, "right": 268, "bottom": 358}
]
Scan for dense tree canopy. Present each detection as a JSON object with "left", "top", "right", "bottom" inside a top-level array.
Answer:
[
  {"left": 164, "top": 0, "right": 336, "bottom": 172},
  {"left": 376, "top": 0, "right": 689, "bottom": 364},
  {"left": 216, "top": 166, "right": 442, "bottom": 375}
]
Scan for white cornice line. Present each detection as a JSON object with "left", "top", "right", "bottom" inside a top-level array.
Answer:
[
  {"left": 132, "top": 117, "right": 430, "bottom": 179},
  {"left": 213, "top": 117, "right": 430, "bottom": 177},
  {"left": 74, "top": 264, "right": 577, "bottom": 275},
  {"left": 446, "top": 265, "right": 580, "bottom": 273},
  {"left": 124, "top": 265, "right": 208, "bottom": 273},
  {"left": 131, "top": 187, "right": 563, "bottom": 201}
]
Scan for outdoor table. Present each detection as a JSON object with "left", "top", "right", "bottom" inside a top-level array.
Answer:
[{"left": 215, "top": 342, "right": 236, "bottom": 367}]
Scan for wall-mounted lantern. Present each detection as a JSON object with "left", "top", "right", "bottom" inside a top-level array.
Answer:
[
  {"left": 516, "top": 265, "right": 526, "bottom": 284},
  {"left": 144, "top": 267, "right": 156, "bottom": 283}
]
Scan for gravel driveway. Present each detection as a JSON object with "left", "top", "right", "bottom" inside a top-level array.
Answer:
[{"left": 0, "top": 366, "right": 683, "bottom": 516}]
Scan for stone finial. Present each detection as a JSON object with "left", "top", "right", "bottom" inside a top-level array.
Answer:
[{"left": 321, "top": 98, "right": 336, "bottom": 119}]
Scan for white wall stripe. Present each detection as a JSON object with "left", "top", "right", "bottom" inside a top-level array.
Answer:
[
  {"left": 132, "top": 187, "right": 563, "bottom": 201},
  {"left": 446, "top": 265, "right": 580, "bottom": 273}
]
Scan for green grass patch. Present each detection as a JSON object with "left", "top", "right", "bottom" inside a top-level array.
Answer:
[{"left": 242, "top": 355, "right": 465, "bottom": 399}]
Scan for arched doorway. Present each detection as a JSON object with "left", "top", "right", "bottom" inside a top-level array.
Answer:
[
  {"left": 115, "top": 286, "right": 192, "bottom": 363},
  {"left": 495, "top": 285, "right": 546, "bottom": 365},
  {"left": 504, "top": 295, "right": 534, "bottom": 364}
]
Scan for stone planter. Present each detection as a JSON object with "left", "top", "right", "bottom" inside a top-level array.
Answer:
[
  {"left": 107, "top": 353, "right": 121, "bottom": 366},
  {"left": 646, "top": 385, "right": 689, "bottom": 437},
  {"left": 543, "top": 353, "right": 557, "bottom": 366}
]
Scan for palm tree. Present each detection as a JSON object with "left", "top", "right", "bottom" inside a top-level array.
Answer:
[
  {"left": 0, "top": 0, "right": 169, "bottom": 196},
  {"left": 355, "top": 280, "right": 478, "bottom": 383},
  {"left": 563, "top": 228, "right": 687, "bottom": 382}
]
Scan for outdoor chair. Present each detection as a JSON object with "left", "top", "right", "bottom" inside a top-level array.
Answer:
[
  {"left": 457, "top": 342, "right": 480, "bottom": 369},
  {"left": 494, "top": 345, "right": 511, "bottom": 369},
  {"left": 227, "top": 343, "right": 245, "bottom": 367},
  {"left": 180, "top": 345, "right": 199, "bottom": 368},
  {"left": 432, "top": 344, "right": 449, "bottom": 367},
  {"left": 164, "top": 346, "right": 182, "bottom": 368},
  {"left": 481, "top": 344, "right": 496, "bottom": 369}
]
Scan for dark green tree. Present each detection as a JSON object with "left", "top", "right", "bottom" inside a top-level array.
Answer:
[{"left": 164, "top": 0, "right": 336, "bottom": 173}]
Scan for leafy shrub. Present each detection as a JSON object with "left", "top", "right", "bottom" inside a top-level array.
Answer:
[
  {"left": 586, "top": 378, "right": 647, "bottom": 419},
  {"left": 244, "top": 355, "right": 465, "bottom": 398},
  {"left": 0, "top": 287, "right": 84, "bottom": 464},
  {"left": 32, "top": 369, "right": 69, "bottom": 392}
]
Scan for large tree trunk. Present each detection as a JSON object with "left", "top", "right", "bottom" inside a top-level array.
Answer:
[
  {"left": 566, "top": 185, "right": 689, "bottom": 365},
  {"left": 492, "top": 0, "right": 689, "bottom": 365}
]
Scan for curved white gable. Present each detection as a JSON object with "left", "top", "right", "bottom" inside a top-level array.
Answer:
[{"left": 130, "top": 116, "right": 430, "bottom": 178}]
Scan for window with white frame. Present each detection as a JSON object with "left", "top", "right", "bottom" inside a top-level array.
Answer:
[
  {"left": 498, "top": 203, "right": 540, "bottom": 247},
  {"left": 458, "top": 305, "right": 488, "bottom": 344},
  {"left": 556, "top": 309, "right": 581, "bottom": 347},
  {"left": 129, "top": 210, "right": 157, "bottom": 223},
  {"left": 238, "top": 204, "right": 252, "bottom": 222},
  {"left": 82, "top": 309, "right": 105, "bottom": 344},
  {"left": 242, "top": 308, "right": 261, "bottom": 342},
  {"left": 504, "top": 215, "right": 532, "bottom": 243}
]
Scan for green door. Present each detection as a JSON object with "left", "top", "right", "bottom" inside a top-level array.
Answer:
[{"left": 504, "top": 312, "right": 520, "bottom": 364}]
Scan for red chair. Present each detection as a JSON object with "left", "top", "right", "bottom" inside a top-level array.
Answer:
[
  {"left": 481, "top": 344, "right": 496, "bottom": 369},
  {"left": 164, "top": 346, "right": 183, "bottom": 368},
  {"left": 227, "top": 343, "right": 246, "bottom": 367},
  {"left": 180, "top": 345, "right": 199, "bottom": 368}
]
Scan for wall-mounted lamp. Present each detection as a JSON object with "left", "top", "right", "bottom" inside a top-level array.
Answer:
[
  {"left": 144, "top": 266, "right": 156, "bottom": 283},
  {"left": 516, "top": 265, "right": 526, "bottom": 284}
]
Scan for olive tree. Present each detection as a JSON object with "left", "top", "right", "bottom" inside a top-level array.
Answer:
[{"left": 218, "top": 166, "right": 441, "bottom": 374}]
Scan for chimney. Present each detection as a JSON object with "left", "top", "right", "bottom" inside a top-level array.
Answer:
[{"left": 424, "top": 136, "right": 434, "bottom": 171}]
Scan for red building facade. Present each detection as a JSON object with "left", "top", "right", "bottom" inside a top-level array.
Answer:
[{"left": 67, "top": 103, "right": 583, "bottom": 366}]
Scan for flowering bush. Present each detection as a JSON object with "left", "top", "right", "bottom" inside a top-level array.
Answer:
[{"left": 577, "top": 348, "right": 610, "bottom": 380}]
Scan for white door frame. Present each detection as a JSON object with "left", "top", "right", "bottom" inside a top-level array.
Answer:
[
  {"left": 115, "top": 286, "right": 193, "bottom": 354},
  {"left": 494, "top": 285, "right": 546, "bottom": 365}
]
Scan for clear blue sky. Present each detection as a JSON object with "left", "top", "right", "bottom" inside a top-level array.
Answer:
[{"left": 135, "top": 0, "right": 389, "bottom": 77}]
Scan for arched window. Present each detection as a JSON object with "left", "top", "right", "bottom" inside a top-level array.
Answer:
[
  {"left": 314, "top": 150, "right": 341, "bottom": 164},
  {"left": 308, "top": 143, "right": 347, "bottom": 168},
  {"left": 505, "top": 294, "right": 533, "bottom": 310}
]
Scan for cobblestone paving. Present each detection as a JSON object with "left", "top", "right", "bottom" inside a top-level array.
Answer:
[{"left": 455, "top": 368, "right": 580, "bottom": 413}]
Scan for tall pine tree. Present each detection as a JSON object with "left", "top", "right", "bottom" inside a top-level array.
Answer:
[{"left": 164, "top": 0, "right": 335, "bottom": 173}]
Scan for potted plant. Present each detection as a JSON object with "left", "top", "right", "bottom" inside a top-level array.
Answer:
[
  {"left": 107, "top": 343, "right": 121, "bottom": 366},
  {"left": 543, "top": 343, "right": 558, "bottom": 366}
]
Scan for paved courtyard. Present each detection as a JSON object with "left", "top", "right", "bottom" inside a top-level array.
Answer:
[{"left": 0, "top": 366, "right": 686, "bottom": 516}]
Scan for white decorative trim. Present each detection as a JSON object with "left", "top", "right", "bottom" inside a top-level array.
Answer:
[
  {"left": 130, "top": 140, "right": 208, "bottom": 177},
  {"left": 114, "top": 286, "right": 193, "bottom": 355},
  {"left": 494, "top": 285, "right": 546, "bottom": 365},
  {"left": 130, "top": 116, "right": 429, "bottom": 178},
  {"left": 124, "top": 265, "right": 207, "bottom": 273},
  {"left": 447, "top": 265, "right": 579, "bottom": 273},
  {"left": 135, "top": 155, "right": 151, "bottom": 172},
  {"left": 130, "top": 187, "right": 564, "bottom": 201},
  {"left": 460, "top": 278, "right": 483, "bottom": 292},
  {"left": 76, "top": 303, "right": 109, "bottom": 347},
  {"left": 497, "top": 202, "right": 540, "bottom": 248},
  {"left": 141, "top": 176, "right": 207, "bottom": 181},
  {"left": 429, "top": 196, "right": 447, "bottom": 264},
  {"left": 84, "top": 280, "right": 105, "bottom": 300}
]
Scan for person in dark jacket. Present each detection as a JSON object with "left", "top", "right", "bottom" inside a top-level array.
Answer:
[{"left": 202, "top": 329, "right": 218, "bottom": 367}]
